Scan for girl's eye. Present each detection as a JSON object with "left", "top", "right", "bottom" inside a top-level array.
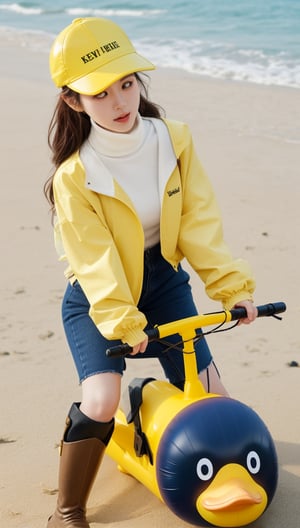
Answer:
[
  {"left": 95, "top": 91, "right": 107, "bottom": 99},
  {"left": 122, "top": 80, "right": 132, "bottom": 89}
]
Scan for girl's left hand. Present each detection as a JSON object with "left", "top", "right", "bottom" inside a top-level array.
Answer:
[
  {"left": 234, "top": 300, "right": 258, "bottom": 325},
  {"left": 130, "top": 336, "right": 149, "bottom": 355}
]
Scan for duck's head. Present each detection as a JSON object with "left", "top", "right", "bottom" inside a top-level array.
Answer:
[{"left": 156, "top": 397, "right": 278, "bottom": 527}]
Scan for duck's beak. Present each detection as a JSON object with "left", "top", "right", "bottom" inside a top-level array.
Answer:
[{"left": 196, "top": 464, "right": 268, "bottom": 527}]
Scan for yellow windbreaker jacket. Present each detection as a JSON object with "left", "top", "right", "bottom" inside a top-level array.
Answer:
[{"left": 53, "top": 118, "right": 255, "bottom": 346}]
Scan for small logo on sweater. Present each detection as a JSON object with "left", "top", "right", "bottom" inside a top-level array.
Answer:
[{"left": 167, "top": 186, "right": 180, "bottom": 197}]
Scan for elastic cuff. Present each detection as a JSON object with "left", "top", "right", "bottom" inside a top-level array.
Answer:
[
  {"left": 223, "top": 291, "right": 253, "bottom": 310},
  {"left": 122, "top": 327, "right": 147, "bottom": 347}
]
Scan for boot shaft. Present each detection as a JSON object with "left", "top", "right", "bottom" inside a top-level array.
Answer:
[{"left": 47, "top": 403, "right": 115, "bottom": 527}]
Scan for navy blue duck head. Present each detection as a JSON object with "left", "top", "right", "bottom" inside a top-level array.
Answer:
[{"left": 156, "top": 397, "right": 278, "bottom": 527}]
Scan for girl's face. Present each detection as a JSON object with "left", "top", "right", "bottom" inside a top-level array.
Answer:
[{"left": 77, "top": 74, "right": 140, "bottom": 133}]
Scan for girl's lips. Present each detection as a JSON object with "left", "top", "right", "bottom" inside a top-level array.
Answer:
[{"left": 115, "top": 113, "right": 130, "bottom": 123}]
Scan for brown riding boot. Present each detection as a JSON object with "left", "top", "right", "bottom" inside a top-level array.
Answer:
[{"left": 47, "top": 403, "right": 114, "bottom": 528}]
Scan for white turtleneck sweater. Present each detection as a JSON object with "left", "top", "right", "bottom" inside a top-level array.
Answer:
[{"left": 88, "top": 115, "right": 160, "bottom": 249}]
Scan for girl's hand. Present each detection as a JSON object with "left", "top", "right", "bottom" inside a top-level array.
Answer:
[
  {"left": 234, "top": 300, "right": 258, "bottom": 325},
  {"left": 130, "top": 336, "right": 149, "bottom": 355}
]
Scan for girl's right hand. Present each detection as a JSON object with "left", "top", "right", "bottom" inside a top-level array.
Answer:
[{"left": 131, "top": 337, "right": 149, "bottom": 355}]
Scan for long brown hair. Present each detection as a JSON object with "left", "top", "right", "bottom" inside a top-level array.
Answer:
[{"left": 44, "top": 73, "right": 164, "bottom": 213}]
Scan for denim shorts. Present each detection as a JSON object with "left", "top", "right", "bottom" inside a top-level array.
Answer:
[{"left": 62, "top": 243, "right": 212, "bottom": 386}]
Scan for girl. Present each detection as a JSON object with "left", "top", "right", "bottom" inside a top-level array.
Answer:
[{"left": 45, "top": 17, "right": 257, "bottom": 528}]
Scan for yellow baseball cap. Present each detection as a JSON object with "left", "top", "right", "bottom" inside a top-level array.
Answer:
[{"left": 49, "top": 17, "right": 155, "bottom": 95}]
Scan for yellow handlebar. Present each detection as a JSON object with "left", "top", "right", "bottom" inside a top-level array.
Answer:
[{"left": 106, "top": 302, "right": 286, "bottom": 358}]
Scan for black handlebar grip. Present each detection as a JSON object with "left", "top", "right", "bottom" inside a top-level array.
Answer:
[
  {"left": 106, "top": 343, "right": 133, "bottom": 358},
  {"left": 146, "top": 328, "right": 160, "bottom": 341},
  {"left": 106, "top": 328, "right": 159, "bottom": 357},
  {"left": 230, "top": 302, "right": 286, "bottom": 321},
  {"left": 257, "top": 302, "right": 286, "bottom": 317}
]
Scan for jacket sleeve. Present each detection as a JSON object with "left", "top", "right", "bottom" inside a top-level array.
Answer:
[
  {"left": 53, "top": 166, "right": 147, "bottom": 346},
  {"left": 177, "top": 128, "right": 255, "bottom": 309}
]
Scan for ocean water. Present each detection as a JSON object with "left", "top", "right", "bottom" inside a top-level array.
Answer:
[{"left": 0, "top": 0, "right": 299, "bottom": 88}]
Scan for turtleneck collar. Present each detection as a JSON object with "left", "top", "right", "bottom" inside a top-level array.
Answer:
[{"left": 88, "top": 113, "right": 146, "bottom": 158}]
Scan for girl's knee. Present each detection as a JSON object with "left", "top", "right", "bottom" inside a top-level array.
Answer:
[
  {"left": 81, "top": 372, "right": 121, "bottom": 421},
  {"left": 81, "top": 401, "right": 118, "bottom": 422}
]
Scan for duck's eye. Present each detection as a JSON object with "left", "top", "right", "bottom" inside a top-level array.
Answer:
[
  {"left": 247, "top": 451, "right": 261, "bottom": 474},
  {"left": 196, "top": 457, "right": 214, "bottom": 481}
]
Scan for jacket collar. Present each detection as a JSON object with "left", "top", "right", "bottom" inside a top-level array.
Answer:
[{"left": 80, "top": 118, "right": 177, "bottom": 202}]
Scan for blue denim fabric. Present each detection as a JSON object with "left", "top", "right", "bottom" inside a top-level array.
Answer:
[{"left": 62, "top": 244, "right": 212, "bottom": 384}]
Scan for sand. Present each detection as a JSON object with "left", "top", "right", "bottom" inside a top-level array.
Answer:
[{"left": 0, "top": 38, "right": 299, "bottom": 528}]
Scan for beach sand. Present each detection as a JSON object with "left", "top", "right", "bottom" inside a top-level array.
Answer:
[{"left": 0, "top": 38, "right": 299, "bottom": 528}]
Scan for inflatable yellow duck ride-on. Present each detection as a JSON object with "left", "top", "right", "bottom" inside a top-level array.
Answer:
[{"left": 106, "top": 302, "right": 285, "bottom": 527}]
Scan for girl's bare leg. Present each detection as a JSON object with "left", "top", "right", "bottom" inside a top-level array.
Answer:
[{"left": 199, "top": 362, "right": 229, "bottom": 397}]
